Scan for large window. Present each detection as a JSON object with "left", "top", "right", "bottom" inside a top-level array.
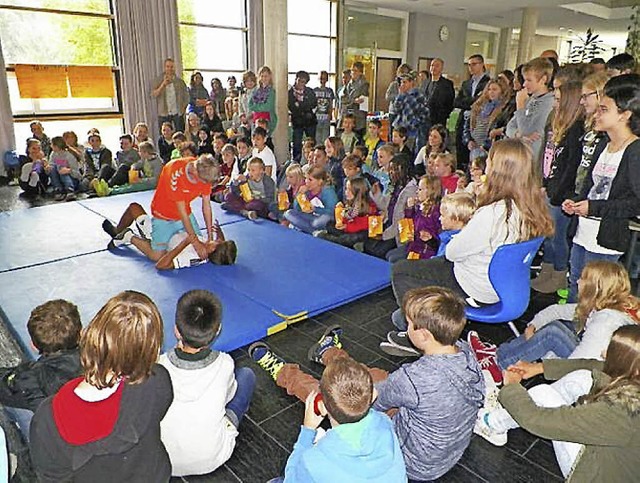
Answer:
[
  {"left": 177, "top": 0, "right": 248, "bottom": 90},
  {"left": 288, "top": 0, "right": 337, "bottom": 88},
  {"left": 0, "top": 0, "right": 122, "bottom": 151}
]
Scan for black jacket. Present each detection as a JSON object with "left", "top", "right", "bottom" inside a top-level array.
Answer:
[
  {"left": 201, "top": 114, "right": 224, "bottom": 135},
  {"left": 578, "top": 138, "right": 640, "bottom": 252},
  {"left": 545, "top": 121, "right": 585, "bottom": 206},
  {"left": 83, "top": 148, "right": 113, "bottom": 180},
  {"left": 30, "top": 364, "right": 173, "bottom": 483},
  {"left": 288, "top": 86, "right": 317, "bottom": 128},
  {"left": 0, "top": 348, "right": 81, "bottom": 412},
  {"left": 424, "top": 77, "right": 455, "bottom": 126},
  {"left": 454, "top": 74, "right": 490, "bottom": 128}
]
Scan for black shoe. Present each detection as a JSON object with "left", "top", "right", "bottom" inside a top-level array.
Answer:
[
  {"left": 65, "top": 190, "right": 76, "bottom": 201},
  {"left": 54, "top": 191, "right": 66, "bottom": 201},
  {"left": 307, "top": 325, "right": 343, "bottom": 364},
  {"left": 102, "top": 219, "right": 118, "bottom": 238},
  {"left": 379, "top": 331, "right": 420, "bottom": 357}
]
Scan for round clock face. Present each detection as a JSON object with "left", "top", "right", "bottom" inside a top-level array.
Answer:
[{"left": 439, "top": 25, "right": 449, "bottom": 42}]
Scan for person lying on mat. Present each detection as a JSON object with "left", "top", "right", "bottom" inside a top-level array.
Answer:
[{"left": 102, "top": 202, "right": 237, "bottom": 269}]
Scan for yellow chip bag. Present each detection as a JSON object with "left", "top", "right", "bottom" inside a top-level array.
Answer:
[
  {"left": 296, "top": 192, "right": 313, "bottom": 213},
  {"left": 277, "top": 191, "right": 290, "bottom": 210},
  {"left": 128, "top": 168, "right": 139, "bottom": 184},
  {"left": 398, "top": 218, "right": 415, "bottom": 244},
  {"left": 334, "top": 202, "right": 345, "bottom": 228},
  {"left": 368, "top": 214, "right": 383, "bottom": 238},
  {"left": 239, "top": 182, "right": 253, "bottom": 202},
  {"left": 407, "top": 251, "right": 421, "bottom": 260}
]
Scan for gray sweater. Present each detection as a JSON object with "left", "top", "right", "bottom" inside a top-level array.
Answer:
[{"left": 373, "top": 342, "right": 485, "bottom": 481}]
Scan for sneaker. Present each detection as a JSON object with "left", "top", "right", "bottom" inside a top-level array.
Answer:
[
  {"left": 482, "top": 369, "right": 501, "bottom": 411},
  {"left": 135, "top": 215, "right": 152, "bottom": 239},
  {"left": 391, "top": 308, "right": 407, "bottom": 331},
  {"left": 102, "top": 219, "right": 118, "bottom": 238},
  {"left": 65, "top": 190, "right": 76, "bottom": 201},
  {"left": 467, "top": 331, "right": 502, "bottom": 385},
  {"left": 312, "top": 230, "right": 327, "bottom": 238},
  {"left": 249, "top": 342, "right": 285, "bottom": 381},
  {"left": 307, "top": 325, "right": 343, "bottom": 364},
  {"left": 379, "top": 331, "right": 420, "bottom": 357},
  {"left": 241, "top": 210, "right": 258, "bottom": 221},
  {"left": 557, "top": 288, "right": 569, "bottom": 299},
  {"left": 54, "top": 191, "right": 66, "bottom": 201},
  {"left": 474, "top": 408, "right": 508, "bottom": 446},
  {"left": 107, "top": 228, "right": 134, "bottom": 250}
]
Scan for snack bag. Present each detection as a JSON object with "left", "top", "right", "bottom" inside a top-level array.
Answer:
[
  {"left": 398, "top": 218, "right": 414, "bottom": 244},
  {"left": 407, "top": 251, "right": 420, "bottom": 260},
  {"left": 277, "top": 191, "right": 289, "bottom": 210},
  {"left": 334, "top": 202, "right": 345, "bottom": 228},
  {"left": 296, "top": 192, "right": 313, "bottom": 213},
  {"left": 239, "top": 182, "right": 253, "bottom": 202},
  {"left": 128, "top": 167, "right": 139, "bottom": 184},
  {"left": 368, "top": 214, "right": 383, "bottom": 238}
]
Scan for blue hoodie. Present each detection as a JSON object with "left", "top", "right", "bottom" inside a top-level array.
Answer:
[{"left": 283, "top": 410, "right": 407, "bottom": 483}]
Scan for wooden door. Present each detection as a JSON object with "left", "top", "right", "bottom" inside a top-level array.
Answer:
[{"left": 375, "top": 57, "right": 401, "bottom": 112}]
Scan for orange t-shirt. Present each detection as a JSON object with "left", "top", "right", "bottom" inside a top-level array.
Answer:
[{"left": 151, "top": 158, "right": 212, "bottom": 220}]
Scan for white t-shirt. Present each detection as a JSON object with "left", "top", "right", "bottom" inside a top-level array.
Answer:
[
  {"left": 168, "top": 233, "right": 210, "bottom": 269},
  {"left": 165, "top": 82, "right": 178, "bottom": 115},
  {"left": 573, "top": 148, "right": 625, "bottom": 255},
  {"left": 252, "top": 146, "right": 277, "bottom": 183}
]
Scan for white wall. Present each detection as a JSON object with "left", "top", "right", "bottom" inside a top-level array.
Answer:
[{"left": 406, "top": 12, "right": 468, "bottom": 83}]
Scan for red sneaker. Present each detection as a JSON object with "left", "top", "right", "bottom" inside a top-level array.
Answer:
[{"left": 467, "top": 331, "right": 502, "bottom": 385}]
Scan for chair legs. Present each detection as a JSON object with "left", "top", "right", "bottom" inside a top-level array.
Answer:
[{"left": 507, "top": 321, "right": 520, "bottom": 337}]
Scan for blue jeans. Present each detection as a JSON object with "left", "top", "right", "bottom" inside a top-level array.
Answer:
[
  {"left": 543, "top": 203, "right": 572, "bottom": 271},
  {"left": 4, "top": 406, "right": 33, "bottom": 443},
  {"left": 49, "top": 165, "right": 78, "bottom": 192},
  {"left": 284, "top": 210, "right": 332, "bottom": 234},
  {"left": 225, "top": 367, "right": 256, "bottom": 428},
  {"left": 568, "top": 243, "right": 620, "bottom": 302},
  {"left": 496, "top": 320, "right": 579, "bottom": 370}
]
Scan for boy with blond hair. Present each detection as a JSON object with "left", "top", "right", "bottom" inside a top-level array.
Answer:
[
  {"left": 437, "top": 191, "right": 476, "bottom": 257},
  {"left": 506, "top": 57, "right": 555, "bottom": 166}
]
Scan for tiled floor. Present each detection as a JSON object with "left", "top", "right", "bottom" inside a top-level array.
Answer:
[{"left": 0, "top": 184, "right": 564, "bottom": 482}]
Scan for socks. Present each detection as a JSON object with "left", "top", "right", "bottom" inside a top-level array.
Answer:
[
  {"left": 135, "top": 215, "right": 152, "bottom": 239},
  {"left": 113, "top": 229, "right": 134, "bottom": 247}
]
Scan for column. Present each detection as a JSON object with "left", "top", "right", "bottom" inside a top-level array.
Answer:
[
  {"left": 262, "top": 0, "right": 289, "bottom": 166},
  {"left": 516, "top": 7, "right": 539, "bottom": 66},
  {"left": 496, "top": 27, "right": 512, "bottom": 73}
]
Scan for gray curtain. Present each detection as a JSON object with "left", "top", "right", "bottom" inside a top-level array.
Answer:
[
  {"left": 114, "top": 0, "right": 182, "bottom": 136},
  {"left": 0, "top": 37, "right": 16, "bottom": 176}
]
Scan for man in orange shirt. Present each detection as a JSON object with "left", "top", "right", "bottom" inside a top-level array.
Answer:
[{"left": 102, "top": 154, "right": 219, "bottom": 263}]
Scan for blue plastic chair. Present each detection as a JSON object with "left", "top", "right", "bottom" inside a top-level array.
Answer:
[{"left": 465, "top": 237, "right": 544, "bottom": 336}]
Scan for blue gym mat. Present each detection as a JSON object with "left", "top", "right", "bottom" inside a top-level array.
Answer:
[
  {"left": 76, "top": 191, "right": 245, "bottom": 228},
  {"left": 0, "top": 202, "right": 107, "bottom": 273},
  {"left": 0, "top": 249, "right": 281, "bottom": 356}
]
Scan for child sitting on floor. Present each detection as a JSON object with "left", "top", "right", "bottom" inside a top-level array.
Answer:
[
  {"left": 477, "top": 325, "right": 640, "bottom": 482},
  {"left": 283, "top": 166, "right": 338, "bottom": 234},
  {"left": 109, "top": 134, "right": 141, "bottom": 187},
  {"left": 464, "top": 155, "right": 487, "bottom": 197},
  {"left": 468, "top": 260, "right": 639, "bottom": 385},
  {"left": 433, "top": 152, "right": 458, "bottom": 195},
  {"left": 249, "top": 340, "right": 406, "bottom": 482},
  {"left": 232, "top": 137, "right": 252, "bottom": 179},
  {"left": 393, "top": 175, "right": 442, "bottom": 263},
  {"left": 223, "top": 157, "right": 276, "bottom": 221},
  {"left": 364, "top": 119, "right": 385, "bottom": 169},
  {"left": 213, "top": 143, "right": 237, "bottom": 201},
  {"left": 324, "top": 136, "right": 346, "bottom": 201},
  {"left": 251, "top": 127, "right": 277, "bottom": 184},
  {"left": 277, "top": 163, "right": 305, "bottom": 219},
  {"left": 340, "top": 114, "right": 361, "bottom": 155},
  {"left": 0, "top": 300, "right": 82, "bottom": 441},
  {"left": 160, "top": 290, "right": 255, "bottom": 477},
  {"left": 82, "top": 131, "right": 113, "bottom": 190},
  {"left": 436, "top": 192, "right": 476, "bottom": 257},
  {"left": 341, "top": 154, "right": 380, "bottom": 194},
  {"left": 318, "top": 177, "right": 378, "bottom": 248},
  {"left": 30, "top": 291, "right": 173, "bottom": 482},
  {"left": 49, "top": 136, "right": 81, "bottom": 201},
  {"left": 135, "top": 141, "right": 163, "bottom": 185},
  {"left": 197, "top": 128, "right": 214, "bottom": 156},
  {"left": 372, "top": 144, "right": 396, "bottom": 198},
  {"left": 252, "top": 286, "right": 484, "bottom": 482},
  {"left": 391, "top": 126, "right": 413, "bottom": 166},
  {"left": 171, "top": 132, "right": 187, "bottom": 160}
]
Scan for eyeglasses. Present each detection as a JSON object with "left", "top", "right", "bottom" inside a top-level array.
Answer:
[{"left": 580, "top": 91, "right": 598, "bottom": 101}]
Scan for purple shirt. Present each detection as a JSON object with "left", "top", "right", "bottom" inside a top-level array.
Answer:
[{"left": 405, "top": 203, "right": 441, "bottom": 259}]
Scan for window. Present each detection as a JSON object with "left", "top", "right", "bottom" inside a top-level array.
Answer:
[
  {"left": 0, "top": 0, "right": 122, "bottom": 150},
  {"left": 177, "top": 0, "right": 248, "bottom": 89},
  {"left": 288, "top": 0, "right": 337, "bottom": 89}
]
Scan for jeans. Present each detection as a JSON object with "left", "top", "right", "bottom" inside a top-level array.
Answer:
[
  {"left": 363, "top": 238, "right": 398, "bottom": 259},
  {"left": 386, "top": 245, "right": 408, "bottom": 263},
  {"left": 223, "top": 192, "right": 270, "bottom": 219},
  {"left": 292, "top": 125, "right": 317, "bottom": 163},
  {"left": 284, "top": 210, "right": 332, "bottom": 234},
  {"left": 4, "top": 406, "right": 33, "bottom": 443},
  {"left": 543, "top": 203, "right": 572, "bottom": 271},
  {"left": 315, "top": 122, "right": 330, "bottom": 145},
  {"left": 158, "top": 113, "right": 185, "bottom": 133},
  {"left": 49, "top": 165, "right": 78, "bottom": 192},
  {"left": 568, "top": 243, "right": 621, "bottom": 303},
  {"left": 225, "top": 367, "right": 256, "bottom": 428},
  {"left": 496, "top": 320, "right": 579, "bottom": 370}
]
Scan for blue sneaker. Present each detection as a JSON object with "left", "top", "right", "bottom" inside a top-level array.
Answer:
[
  {"left": 249, "top": 342, "right": 286, "bottom": 381},
  {"left": 307, "top": 325, "right": 343, "bottom": 364}
]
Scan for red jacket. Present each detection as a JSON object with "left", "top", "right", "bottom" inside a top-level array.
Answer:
[{"left": 344, "top": 201, "right": 378, "bottom": 233}]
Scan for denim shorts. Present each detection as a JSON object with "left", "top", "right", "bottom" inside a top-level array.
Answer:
[{"left": 151, "top": 213, "right": 199, "bottom": 251}]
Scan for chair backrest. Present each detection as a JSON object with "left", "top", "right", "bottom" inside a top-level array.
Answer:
[{"left": 486, "top": 237, "right": 544, "bottom": 320}]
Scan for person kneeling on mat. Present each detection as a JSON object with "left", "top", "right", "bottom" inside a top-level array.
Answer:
[
  {"left": 103, "top": 203, "right": 236, "bottom": 270},
  {"left": 102, "top": 154, "right": 236, "bottom": 269}
]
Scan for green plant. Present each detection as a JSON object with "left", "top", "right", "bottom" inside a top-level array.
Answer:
[
  {"left": 627, "top": 4, "right": 640, "bottom": 63},
  {"left": 570, "top": 29, "right": 605, "bottom": 63}
]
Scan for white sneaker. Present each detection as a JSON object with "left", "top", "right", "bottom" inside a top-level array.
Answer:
[
  {"left": 482, "top": 369, "right": 501, "bottom": 411},
  {"left": 474, "top": 408, "right": 508, "bottom": 446},
  {"left": 135, "top": 215, "right": 152, "bottom": 239}
]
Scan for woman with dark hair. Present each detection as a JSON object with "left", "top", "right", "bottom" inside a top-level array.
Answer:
[
  {"left": 413, "top": 124, "right": 449, "bottom": 176},
  {"left": 365, "top": 155, "right": 418, "bottom": 259},
  {"left": 489, "top": 66, "right": 523, "bottom": 143},
  {"left": 188, "top": 71, "right": 209, "bottom": 116},
  {"left": 563, "top": 73, "right": 640, "bottom": 302},
  {"left": 201, "top": 101, "right": 224, "bottom": 135},
  {"left": 209, "top": 78, "right": 227, "bottom": 121}
]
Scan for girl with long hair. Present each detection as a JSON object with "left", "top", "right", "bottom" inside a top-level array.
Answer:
[
  {"left": 385, "top": 139, "right": 554, "bottom": 356},
  {"left": 188, "top": 71, "right": 209, "bottom": 116},
  {"left": 476, "top": 324, "right": 640, "bottom": 481},
  {"left": 283, "top": 166, "right": 338, "bottom": 234},
  {"left": 413, "top": 124, "right": 449, "bottom": 177},
  {"left": 533, "top": 81, "right": 585, "bottom": 293},
  {"left": 464, "top": 77, "right": 512, "bottom": 153},
  {"left": 248, "top": 66, "right": 277, "bottom": 130},
  {"left": 209, "top": 78, "right": 227, "bottom": 121}
]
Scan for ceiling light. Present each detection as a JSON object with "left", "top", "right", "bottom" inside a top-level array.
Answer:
[{"left": 471, "top": 42, "right": 480, "bottom": 47}]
